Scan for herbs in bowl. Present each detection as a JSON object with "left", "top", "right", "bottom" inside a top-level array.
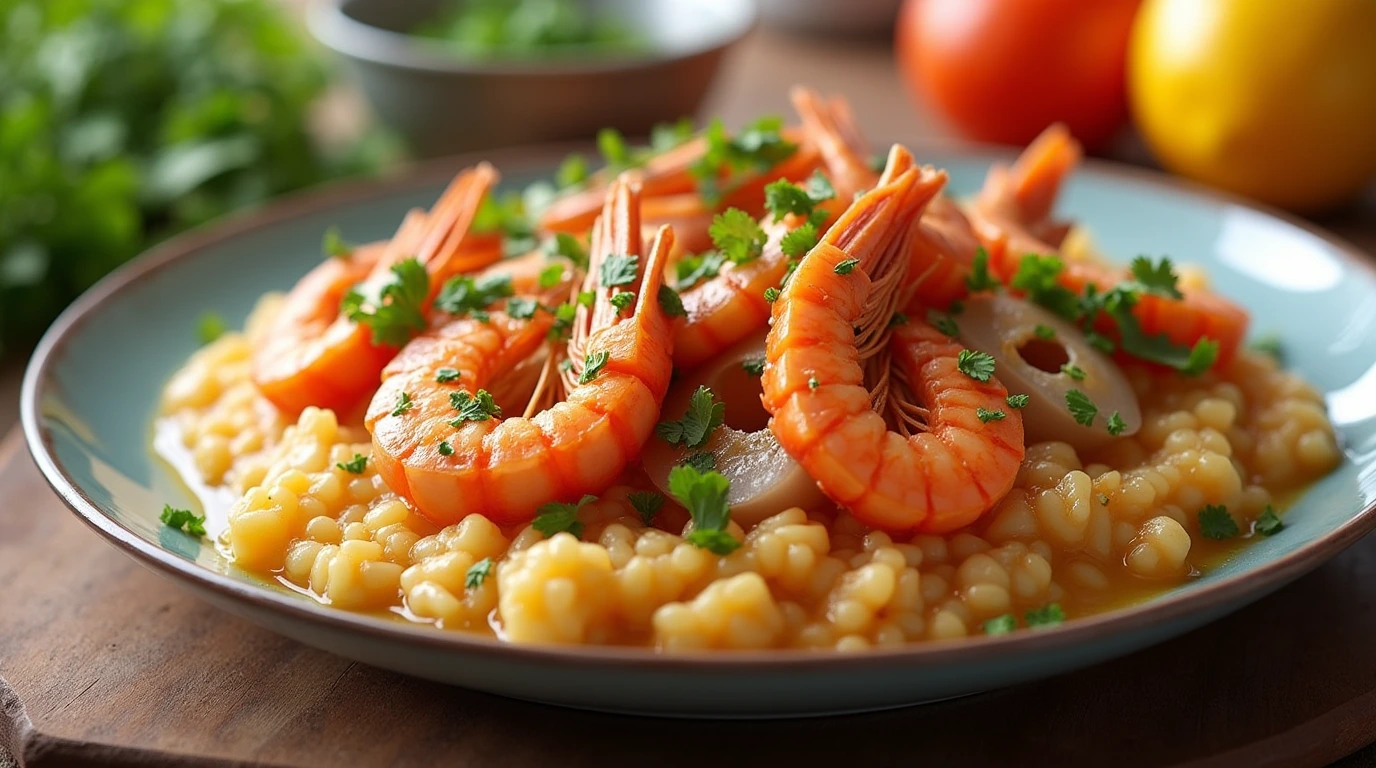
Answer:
[{"left": 414, "top": 0, "right": 648, "bottom": 58}]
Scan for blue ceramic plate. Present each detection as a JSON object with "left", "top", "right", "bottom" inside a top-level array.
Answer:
[{"left": 23, "top": 143, "right": 1376, "bottom": 717}]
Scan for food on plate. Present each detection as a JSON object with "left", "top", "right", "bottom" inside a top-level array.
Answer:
[{"left": 158, "top": 86, "right": 1341, "bottom": 651}]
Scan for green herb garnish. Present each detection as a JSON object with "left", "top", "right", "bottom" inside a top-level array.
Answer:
[
  {"left": 336, "top": 454, "right": 367, "bottom": 474},
  {"left": 976, "top": 408, "right": 1006, "bottom": 423},
  {"left": 599, "top": 253, "right": 639, "bottom": 288},
  {"left": 435, "top": 273, "right": 513, "bottom": 317},
  {"left": 532, "top": 495, "right": 595, "bottom": 539},
  {"left": 655, "top": 386, "right": 725, "bottom": 450},
  {"left": 957, "top": 349, "right": 996, "bottom": 382},
  {"left": 1065, "top": 389, "right": 1097, "bottom": 427},
  {"left": 658, "top": 284, "right": 687, "bottom": 318},
  {"left": 627, "top": 492, "right": 665, "bottom": 526},
  {"left": 391, "top": 391, "right": 414, "bottom": 417},
  {"left": 667, "top": 464, "right": 739, "bottom": 555},
  {"left": 578, "top": 350, "right": 610, "bottom": 384},
  {"left": 1255, "top": 507, "right": 1284, "bottom": 536},
  {"left": 1199, "top": 504, "right": 1240, "bottom": 540},
  {"left": 1006, "top": 394, "right": 1030, "bottom": 409},
  {"left": 342, "top": 258, "right": 430, "bottom": 347},
  {"left": 1025, "top": 604, "right": 1065, "bottom": 628},
  {"left": 449, "top": 389, "right": 502, "bottom": 424},
  {"left": 160, "top": 504, "right": 206, "bottom": 537},
  {"left": 465, "top": 557, "right": 493, "bottom": 589}
]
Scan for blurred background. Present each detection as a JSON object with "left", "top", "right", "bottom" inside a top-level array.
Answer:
[{"left": 2, "top": 0, "right": 1374, "bottom": 372}]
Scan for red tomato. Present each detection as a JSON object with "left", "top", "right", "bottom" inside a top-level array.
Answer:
[{"left": 895, "top": 0, "right": 1141, "bottom": 150}]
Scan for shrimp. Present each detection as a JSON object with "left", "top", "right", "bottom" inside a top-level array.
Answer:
[
  {"left": 671, "top": 89, "right": 876, "bottom": 369},
  {"left": 968, "top": 126, "right": 1249, "bottom": 366},
  {"left": 761, "top": 153, "right": 1025, "bottom": 533},
  {"left": 366, "top": 176, "right": 675, "bottom": 527},
  {"left": 252, "top": 165, "right": 502, "bottom": 415}
]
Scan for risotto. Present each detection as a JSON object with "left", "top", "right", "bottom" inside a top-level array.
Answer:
[{"left": 154, "top": 89, "right": 1341, "bottom": 651}]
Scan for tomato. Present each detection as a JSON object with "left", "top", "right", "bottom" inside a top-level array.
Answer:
[
  {"left": 895, "top": 0, "right": 1141, "bottom": 150},
  {"left": 1129, "top": 0, "right": 1376, "bottom": 212}
]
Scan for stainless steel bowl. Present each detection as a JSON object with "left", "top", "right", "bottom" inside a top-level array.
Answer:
[{"left": 308, "top": 0, "right": 756, "bottom": 157}]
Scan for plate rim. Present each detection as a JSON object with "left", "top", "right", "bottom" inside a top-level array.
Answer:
[{"left": 22, "top": 138, "right": 1376, "bottom": 671}]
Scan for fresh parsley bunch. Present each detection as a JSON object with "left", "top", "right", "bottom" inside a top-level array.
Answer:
[{"left": 0, "top": 0, "right": 396, "bottom": 353}]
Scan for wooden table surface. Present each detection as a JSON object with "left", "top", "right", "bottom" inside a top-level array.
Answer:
[{"left": 4, "top": 25, "right": 1376, "bottom": 768}]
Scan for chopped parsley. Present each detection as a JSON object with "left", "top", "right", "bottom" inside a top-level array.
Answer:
[
  {"left": 1025, "top": 603, "right": 1065, "bottom": 628},
  {"left": 1060, "top": 363, "right": 1086, "bottom": 381},
  {"left": 742, "top": 357, "right": 766, "bottom": 376},
  {"left": 1199, "top": 505, "right": 1240, "bottom": 540},
  {"left": 391, "top": 391, "right": 414, "bottom": 417},
  {"left": 465, "top": 557, "right": 494, "bottom": 589},
  {"left": 545, "top": 231, "right": 588, "bottom": 269},
  {"left": 984, "top": 614, "right": 1017, "bottom": 635},
  {"left": 599, "top": 254, "right": 640, "bottom": 288},
  {"left": 658, "top": 284, "right": 687, "bottom": 318},
  {"left": 548, "top": 301, "right": 578, "bottom": 341},
  {"left": 1006, "top": 393, "right": 1030, "bottom": 409},
  {"left": 656, "top": 386, "right": 725, "bottom": 450},
  {"left": 1106, "top": 411, "right": 1127, "bottom": 436},
  {"left": 506, "top": 296, "right": 540, "bottom": 320},
  {"left": 889, "top": 312, "right": 909, "bottom": 328},
  {"left": 342, "top": 258, "right": 430, "bottom": 347},
  {"left": 667, "top": 463, "right": 739, "bottom": 555},
  {"left": 438, "top": 440, "right": 454, "bottom": 456},
  {"left": 673, "top": 250, "right": 726, "bottom": 290},
  {"left": 322, "top": 226, "right": 352, "bottom": 259},
  {"left": 197, "top": 312, "right": 227, "bottom": 345},
  {"left": 1098, "top": 493, "right": 1111, "bottom": 506},
  {"left": 1034, "top": 324, "right": 1056, "bottom": 340},
  {"left": 928, "top": 311, "right": 959, "bottom": 338},
  {"left": 650, "top": 117, "right": 695, "bottom": 153},
  {"left": 763, "top": 287, "right": 780, "bottom": 303},
  {"left": 1255, "top": 506, "right": 1284, "bottom": 536},
  {"left": 609, "top": 291, "right": 636, "bottom": 313},
  {"left": 627, "top": 491, "right": 665, "bottom": 526},
  {"left": 683, "top": 452, "right": 716, "bottom": 473},
  {"left": 1011, "top": 254, "right": 1081, "bottom": 321},
  {"left": 1086, "top": 331, "right": 1116, "bottom": 353},
  {"left": 435, "top": 368, "right": 461, "bottom": 384},
  {"left": 764, "top": 179, "right": 816, "bottom": 222},
  {"left": 532, "top": 495, "right": 595, "bottom": 539},
  {"left": 689, "top": 116, "right": 797, "bottom": 205},
  {"left": 449, "top": 389, "right": 502, "bottom": 424},
  {"left": 1127, "top": 256, "right": 1183, "bottom": 299},
  {"left": 709, "top": 208, "right": 767, "bottom": 264},
  {"left": 956, "top": 349, "right": 996, "bottom": 382},
  {"left": 538, "top": 263, "right": 566, "bottom": 289},
  {"left": 160, "top": 504, "right": 206, "bottom": 537},
  {"left": 597, "top": 127, "right": 634, "bottom": 172},
  {"left": 578, "top": 350, "right": 610, "bottom": 384},
  {"left": 555, "top": 153, "right": 588, "bottom": 188},
  {"left": 976, "top": 408, "right": 1006, "bottom": 423},
  {"left": 336, "top": 454, "right": 367, "bottom": 474},
  {"left": 435, "top": 273, "right": 514, "bottom": 317},
  {"left": 779, "top": 222, "right": 819, "bottom": 259},
  {"left": 1249, "top": 334, "right": 1284, "bottom": 363},
  {"left": 1065, "top": 389, "right": 1097, "bottom": 427},
  {"left": 965, "top": 247, "right": 1000, "bottom": 292},
  {"left": 808, "top": 377, "right": 820, "bottom": 390},
  {"left": 833, "top": 258, "right": 860, "bottom": 275},
  {"left": 804, "top": 170, "right": 836, "bottom": 204}
]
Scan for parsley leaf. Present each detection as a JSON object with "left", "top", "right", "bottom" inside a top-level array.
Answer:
[
  {"left": 545, "top": 231, "right": 588, "bottom": 269},
  {"left": 532, "top": 495, "right": 595, "bottom": 539},
  {"left": 1249, "top": 334, "right": 1284, "bottom": 364},
  {"left": 465, "top": 557, "right": 494, "bottom": 589},
  {"left": 808, "top": 377, "right": 820, "bottom": 390},
  {"left": 655, "top": 386, "right": 726, "bottom": 449},
  {"left": 667, "top": 464, "right": 739, "bottom": 555},
  {"left": 322, "top": 226, "right": 352, "bottom": 259},
  {"left": 683, "top": 452, "right": 716, "bottom": 472},
  {"left": 889, "top": 312, "right": 909, "bottom": 328},
  {"left": 1086, "top": 331, "right": 1116, "bottom": 353},
  {"left": 1011, "top": 254, "right": 1080, "bottom": 321},
  {"left": 658, "top": 284, "right": 687, "bottom": 318},
  {"left": 627, "top": 491, "right": 665, "bottom": 526},
  {"left": 1060, "top": 363, "right": 1086, "bottom": 381},
  {"left": 984, "top": 614, "right": 1017, "bottom": 635},
  {"left": 538, "top": 263, "right": 565, "bottom": 289},
  {"left": 709, "top": 208, "right": 766, "bottom": 264},
  {"left": 957, "top": 349, "right": 996, "bottom": 382},
  {"left": 438, "top": 440, "right": 454, "bottom": 456},
  {"left": 929, "top": 310, "right": 959, "bottom": 338},
  {"left": 579, "top": 350, "right": 610, "bottom": 384},
  {"left": 336, "top": 453, "right": 367, "bottom": 474},
  {"left": 1128, "top": 256, "right": 1183, "bottom": 299},
  {"left": 1034, "top": 324, "right": 1056, "bottom": 340},
  {"left": 449, "top": 389, "right": 502, "bottom": 424},
  {"left": 342, "top": 258, "right": 430, "bottom": 347},
  {"left": 1199, "top": 505, "right": 1240, "bottom": 540},
  {"left": 650, "top": 117, "right": 695, "bottom": 153},
  {"left": 506, "top": 296, "right": 540, "bottom": 320},
  {"left": 833, "top": 258, "right": 860, "bottom": 275},
  {"left": 197, "top": 312, "right": 227, "bottom": 345},
  {"left": 674, "top": 250, "right": 726, "bottom": 290},
  {"left": 1106, "top": 411, "right": 1127, "bottom": 436},
  {"left": 599, "top": 253, "right": 640, "bottom": 288},
  {"left": 763, "top": 287, "right": 780, "bottom": 303},
  {"left": 965, "top": 247, "right": 1001, "bottom": 292},
  {"left": 391, "top": 391, "right": 414, "bottom": 417},
  {"left": 742, "top": 357, "right": 766, "bottom": 376},
  {"left": 609, "top": 291, "right": 636, "bottom": 313},
  {"left": 1255, "top": 506, "right": 1284, "bottom": 536},
  {"left": 764, "top": 179, "right": 815, "bottom": 222},
  {"left": 804, "top": 170, "right": 836, "bottom": 204},
  {"left": 435, "top": 368, "right": 461, "bottom": 384},
  {"left": 1025, "top": 604, "right": 1065, "bottom": 628},
  {"left": 1006, "top": 394, "right": 1030, "bottom": 409},
  {"left": 780, "top": 222, "right": 819, "bottom": 259},
  {"left": 435, "top": 273, "right": 514, "bottom": 317},
  {"left": 555, "top": 153, "right": 588, "bottom": 188},
  {"left": 976, "top": 408, "right": 1006, "bottom": 423},
  {"left": 689, "top": 117, "right": 797, "bottom": 205},
  {"left": 160, "top": 504, "right": 206, "bottom": 537},
  {"left": 1065, "top": 389, "right": 1097, "bottom": 426},
  {"left": 598, "top": 127, "right": 633, "bottom": 172}
]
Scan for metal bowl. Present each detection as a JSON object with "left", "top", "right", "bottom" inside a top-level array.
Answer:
[{"left": 308, "top": 0, "right": 756, "bottom": 157}]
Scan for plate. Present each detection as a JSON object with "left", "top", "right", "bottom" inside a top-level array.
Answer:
[{"left": 22, "top": 143, "right": 1376, "bottom": 717}]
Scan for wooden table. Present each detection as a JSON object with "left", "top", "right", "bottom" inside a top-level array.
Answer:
[{"left": 4, "top": 27, "right": 1376, "bottom": 768}]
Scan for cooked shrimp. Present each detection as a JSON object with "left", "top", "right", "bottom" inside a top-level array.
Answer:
[
  {"left": 366, "top": 176, "right": 675, "bottom": 527},
  {"left": 672, "top": 90, "right": 878, "bottom": 369},
  {"left": 761, "top": 155, "right": 1024, "bottom": 533},
  {"left": 252, "top": 166, "right": 502, "bottom": 415}
]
